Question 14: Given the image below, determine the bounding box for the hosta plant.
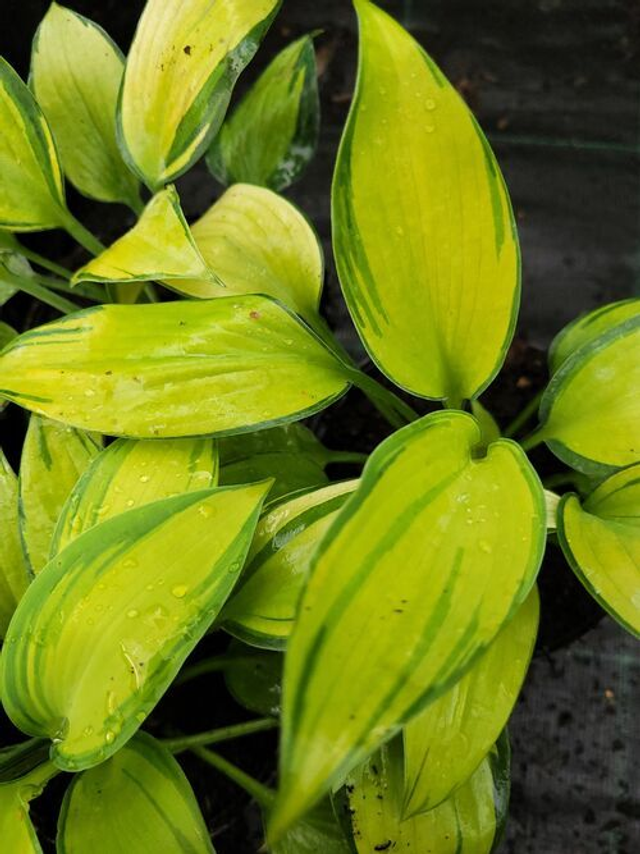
[0,0,638,851]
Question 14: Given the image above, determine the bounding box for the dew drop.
[172,584,188,599]
[105,730,115,745]
[127,609,139,618]
[425,98,436,110]
[139,475,150,483]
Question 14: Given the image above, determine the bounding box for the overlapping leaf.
[30,3,140,208]
[52,436,219,554]
[168,184,324,324]
[536,315,640,476]
[332,0,519,404]
[118,0,282,189]
[1,483,270,770]
[0,761,57,853]
[0,449,29,638]
[557,464,640,637]
[343,732,510,853]
[270,411,545,837]
[549,298,640,373]
[0,57,67,231]
[19,415,101,574]
[402,589,538,816]
[57,732,214,853]
[222,481,358,649]
[208,35,319,191]
[73,187,215,285]
[0,296,351,438]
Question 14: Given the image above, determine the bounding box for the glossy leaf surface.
[0,57,66,231]
[0,296,351,438]
[549,298,640,374]
[52,437,219,554]
[1,483,270,770]
[0,450,29,638]
[118,0,281,189]
[19,415,101,574]
[558,465,640,637]
[208,35,319,191]
[332,0,519,403]
[344,733,510,854]
[169,184,324,323]
[537,316,640,475]
[30,3,140,208]
[402,589,538,816]
[271,411,545,836]
[222,481,357,649]
[57,732,214,853]
[73,187,213,285]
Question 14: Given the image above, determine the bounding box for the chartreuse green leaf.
[549,298,640,374]
[1,482,270,771]
[222,481,358,649]
[0,56,67,231]
[0,296,351,438]
[402,589,538,817]
[57,731,214,853]
[208,35,319,191]
[117,0,282,190]
[471,401,501,446]
[534,315,640,476]
[270,411,545,838]
[19,415,101,575]
[0,760,57,854]
[167,184,324,324]
[557,464,640,637]
[52,437,219,555]
[343,732,510,854]
[332,0,519,405]
[0,450,29,638]
[73,186,216,286]
[30,3,140,209]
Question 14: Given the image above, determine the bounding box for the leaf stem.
[175,654,264,686]
[503,390,544,439]
[60,211,105,256]
[323,451,369,467]
[348,368,419,429]
[14,243,71,279]
[543,472,581,490]
[34,273,104,302]
[2,269,79,314]
[164,718,278,754]
[520,427,547,452]
[192,746,276,809]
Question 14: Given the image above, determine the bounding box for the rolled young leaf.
[0,296,351,438]
[73,186,216,285]
[270,410,545,837]
[117,0,282,190]
[549,298,640,374]
[167,184,324,324]
[30,3,140,209]
[221,481,358,649]
[402,589,538,817]
[19,415,101,575]
[51,437,219,555]
[0,56,67,231]
[534,315,640,476]
[1,483,270,771]
[0,449,30,638]
[57,731,214,853]
[332,0,519,405]
[557,464,640,637]
[343,732,510,853]
[208,35,320,191]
